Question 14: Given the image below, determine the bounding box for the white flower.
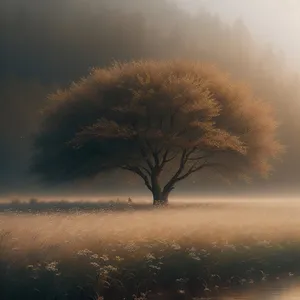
[77,249,93,256]
[90,262,100,268]
[189,252,201,261]
[257,240,270,247]
[224,244,236,251]
[176,278,189,283]
[171,243,181,250]
[100,255,109,261]
[115,256,124,261]
[105,265,118,272]
[145,253,155,260]
[149,264,161,270]
[124,243,140,252]
[45,261,58,272]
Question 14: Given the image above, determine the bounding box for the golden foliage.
[35,60,283,187]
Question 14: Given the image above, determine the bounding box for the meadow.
[1,197,300,299]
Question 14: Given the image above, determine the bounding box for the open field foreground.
[1,199,300,299]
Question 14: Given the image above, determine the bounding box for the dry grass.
[1,198,300,299]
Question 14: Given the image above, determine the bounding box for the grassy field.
[1,198,300,299]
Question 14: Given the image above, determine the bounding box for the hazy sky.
[175,0,300,70]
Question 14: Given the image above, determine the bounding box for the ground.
[1,196,300,299]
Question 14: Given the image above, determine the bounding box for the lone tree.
[32,60,282,205]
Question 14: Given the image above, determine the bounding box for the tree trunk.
[151,172,169,206]
[152,191,169,206]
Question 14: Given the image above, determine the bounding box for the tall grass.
[1,199,300,299]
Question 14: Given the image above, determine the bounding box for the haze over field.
[3,201,300,254]
[2,200,300,299]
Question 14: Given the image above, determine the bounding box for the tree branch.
[176,162,227,182]
[162,147,209,193]
[131,122,154,170]
[163,149,189,193]
[139,142,154,170]
[187,153,212,161]
[140,166,152,177]
[159,148,178,170]
[121,165,152,191]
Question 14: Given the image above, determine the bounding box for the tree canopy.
[32,60,282,204]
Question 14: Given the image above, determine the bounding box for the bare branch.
[186,146,198,156]
[162,147,206,193]
[121,165,152,191]
[159,149,178,169]
[130,121,154,170]
[176,162,206,181]
[139,142,154,170]
[140,166,152,176]
[163,149,188,193]
[144,140,161,167]
[176,162,227,182]
[187,153,212,161]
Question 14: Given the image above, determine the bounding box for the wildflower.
[124,242,140,252]
[224,244,236,251]
[189,252,201,261]
[105,265,118,272]
[149,264,161,270]
[90,262,100,268]
[176,278,189,283]
[99,268,109,276]
[100,255,109,261]
[257,240,270,247]
[115,256,124,261]
[145,253,155,261]
[260,270,268,281]
[77,249,93,256]
[171,243,181,250]
[45,261,59,272]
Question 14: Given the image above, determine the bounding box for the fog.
[1,0,300,197]
[2,199,300,299]
[3,199,300,256]
[176,0,300,70]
